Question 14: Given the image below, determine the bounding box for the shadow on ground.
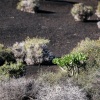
[84,20,100,23]
[46,0,78,4]
[37,9,55,14]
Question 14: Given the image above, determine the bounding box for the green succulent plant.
[53,52,88,76]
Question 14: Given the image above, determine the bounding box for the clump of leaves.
[0,62,25,78]
[53,52,88,76]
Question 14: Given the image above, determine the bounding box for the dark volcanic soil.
[0,0,100,76]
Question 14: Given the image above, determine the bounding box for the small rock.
[97,21,100,29]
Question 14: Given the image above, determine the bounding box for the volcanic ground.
[0,0,100,76]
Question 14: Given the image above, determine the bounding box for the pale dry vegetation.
[0,75,87,100]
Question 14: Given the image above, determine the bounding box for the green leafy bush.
[71,3,93,21]
[0,62,25,78]
[53,52,88,76]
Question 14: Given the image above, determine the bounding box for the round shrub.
[71,3,93,21]
[17,0,40,13]
[12,37,54,65]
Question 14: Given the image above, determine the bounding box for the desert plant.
[95,1,100,18]
[72,38,100,68]
[12,37,54,65]
[0,62,25,78]
[53,52,88,76]
[35,78,87,100]
[0,76,87,100]
[17,0,40,13]
[0,44,15,66]
[0,44,24,78]
[71,3,93,21]
[71,38,100,100]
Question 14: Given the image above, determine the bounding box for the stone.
[97,21,100,29]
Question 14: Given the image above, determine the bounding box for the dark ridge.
[46,0,78,4]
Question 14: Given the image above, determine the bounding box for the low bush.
[17,0,40,13]
[0,62,25,78]
[0,44,15,66]
[71,3,93,21]
[0,43,25,78]
[12,37,54,65]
